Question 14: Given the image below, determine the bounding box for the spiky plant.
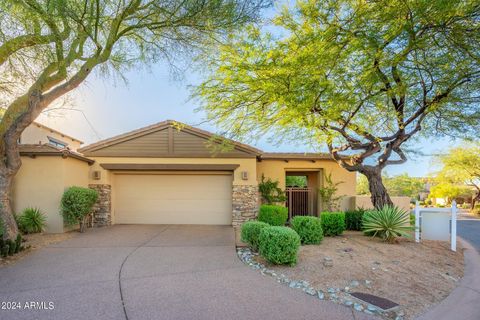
[362,206,414,243]
[18,208,46,234]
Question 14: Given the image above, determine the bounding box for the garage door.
[114,173,233,225]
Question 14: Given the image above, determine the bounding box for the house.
[12,120,357,233]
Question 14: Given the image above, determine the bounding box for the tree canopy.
[0,0,270,240]
[195,0,480,208]
[434,145,480,206]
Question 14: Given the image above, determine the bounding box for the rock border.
[237,247,405,320]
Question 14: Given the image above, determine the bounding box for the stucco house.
[12,120,357,233]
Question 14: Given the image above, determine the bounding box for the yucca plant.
[18,208,47,234]
[362,206,414,243]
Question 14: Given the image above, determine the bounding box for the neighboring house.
[12,120,357,233]
[20,122,83,151]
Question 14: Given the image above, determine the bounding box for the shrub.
[258,205,288,226]
[320,212,345,236]
[61,186,98,232]
[344,209,365,231]
[258,226,300,265]
[258,175,286,204]
[18,208,46,234]
[241,221,269,251]
[291,216,323,244]
[362,206,414,243]
[15,234,23,253]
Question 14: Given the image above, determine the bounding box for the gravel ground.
[253,231,464,319]
[0,232,74,266]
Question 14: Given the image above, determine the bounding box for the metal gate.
[286,187,315,220]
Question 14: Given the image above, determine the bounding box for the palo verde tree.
[196,0,480,209]
[435,145,480,207]
[0,0,270,240]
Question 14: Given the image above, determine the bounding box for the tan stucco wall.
[351,196,411,212]
[88,157,258,186]
[12,156,90,233]
[256,159,356,212]
[21,123,82,150]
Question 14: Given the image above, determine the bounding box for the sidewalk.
[416,239,480,320]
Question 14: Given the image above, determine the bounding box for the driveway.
[0,225,374,320]
[458,220,480,252]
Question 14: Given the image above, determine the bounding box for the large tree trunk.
[0,168,18,240]
[472,190,480,210]
[363,169,393,209]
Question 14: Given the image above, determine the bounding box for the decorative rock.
[344,286,350,292]
[305,287,316,295]
[323,257,334,267]
[350,280,360,287]
[365,280,372,286]
[327,287,336,293]
[317,291,325,300]
[344,300,353,306]
[367,305,378,312]
[354,303,364,311]
[289,281,298,288]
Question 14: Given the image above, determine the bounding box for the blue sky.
[35,3,458,178]
[37,61,454,178]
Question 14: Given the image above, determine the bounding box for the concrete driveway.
[0,225,374,320]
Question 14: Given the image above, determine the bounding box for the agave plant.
[362,206,414,243]
[18,208,47,234]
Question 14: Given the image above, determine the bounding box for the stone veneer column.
[89,184,112,227]
[232,184,259,227]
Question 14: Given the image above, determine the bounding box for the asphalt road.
[458,220,480,252]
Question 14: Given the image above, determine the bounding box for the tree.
[195,0,480,209]
[435,145,480,207]
[429,182,473,205]
[0,0,270,240]
[357,172,424,200]
[318,173,343,212]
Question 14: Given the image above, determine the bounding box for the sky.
[34,4,458,178]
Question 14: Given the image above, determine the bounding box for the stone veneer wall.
[89,184,112,227]
[232,185,259,226]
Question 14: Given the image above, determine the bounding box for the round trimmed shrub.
[258,226,300,266]
[257,205,288,226]
[18,208,46,234]
[320,212,346,236]
[61,186,98,232]
[241,221,269,251]
[291,216,323,244]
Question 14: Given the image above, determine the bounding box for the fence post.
[451,200,457,252]
[415,200,420,243]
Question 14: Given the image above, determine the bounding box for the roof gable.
[78,120,261,158]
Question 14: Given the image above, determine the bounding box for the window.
[48,136,67,149]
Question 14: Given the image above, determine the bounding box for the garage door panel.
[114,174,232,225]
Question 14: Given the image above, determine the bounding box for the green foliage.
[258,175,286,204]
[320,212,346,236]
[257,205,288,226]
[473,204,480,215]
[241,221,270,251]
[18,208,46,234]
[318,173,343,212]
[258,226,300,266]
[410,214,416,226]
[357,174,425,201]
[290,216,323,244]
[286,175,307,187]
[61,187,98,228]
[362,206,414,243]
[15,234,22,253]
[345,209,366,231]
[196,0,480,199]
[429,183,473,204]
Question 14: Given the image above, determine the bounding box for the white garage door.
[114,173,233,225]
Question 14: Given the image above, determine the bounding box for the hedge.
[291,216,323,244]
[345,209,365,231]
[241,221,269,251]
[258,226,300,265]
[320,212,346,236]
[257,205,288,226]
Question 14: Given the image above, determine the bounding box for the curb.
[415,238,480,320]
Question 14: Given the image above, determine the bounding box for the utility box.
[421,212,450,241]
